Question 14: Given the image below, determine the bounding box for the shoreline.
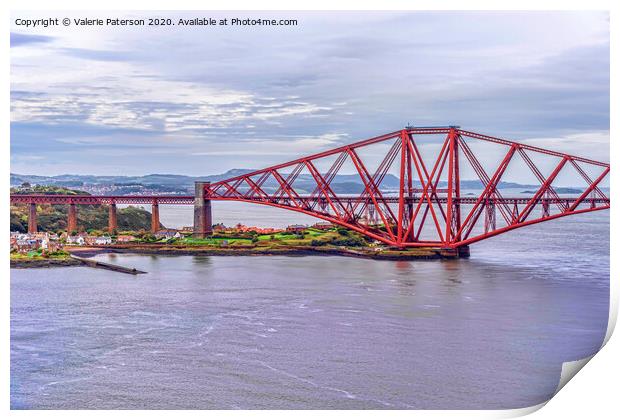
[10,258,83,269]
[11,253,145,274]
[66,244,459,260]
[11,244,466,270]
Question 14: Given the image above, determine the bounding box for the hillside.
[10,171,601,197]
[10,186,159,233]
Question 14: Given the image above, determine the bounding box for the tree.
[336,227,350,236]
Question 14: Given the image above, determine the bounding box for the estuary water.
[10,206,609,409]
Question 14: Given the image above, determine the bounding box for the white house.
[154,229,181,240]
[67,235,85,245]
[94,236,113,245]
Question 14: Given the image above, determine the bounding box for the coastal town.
[10,221,336,255]
[9,216,448,266]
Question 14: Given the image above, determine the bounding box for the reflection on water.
[10,212,609,409]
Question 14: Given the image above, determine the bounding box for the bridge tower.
[151,200,160,233]
[193,181,213,238]
[28,202,37,234]
[67,203,77,233]
[108,202,117,233]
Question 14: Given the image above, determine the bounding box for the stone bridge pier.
[67,203,77,233]
[108,202,117,233]
[193,181,213,238]
[151,200,160,233]
[28,203,37,233]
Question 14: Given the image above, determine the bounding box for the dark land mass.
[521,187,583,194]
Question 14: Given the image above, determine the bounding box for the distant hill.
[10,171,598,195]
[521,187,582,194]
[9,170,251,187]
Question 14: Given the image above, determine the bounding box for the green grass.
[177,227,367,249]
[181,237,253,246]
[11,249,72,260]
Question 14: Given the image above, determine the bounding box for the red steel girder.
[205,127,609,248]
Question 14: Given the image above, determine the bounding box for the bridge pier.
[28,203,37,234]
[457,245,470,258]
[151,201,160,233]
[193,181,213,238]
[67,203,77,234]
[438,245,470,259]
[108,203,117,233]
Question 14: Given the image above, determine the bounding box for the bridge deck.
[9,194,610,206]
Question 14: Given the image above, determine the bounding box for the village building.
[15,240,33,253]
[286,224,307,233]
[154,229,182,240]
[94,236,113,245]
[41,238,61,252]
[180,226,195,234]
[212,223,227,232]
[9,230,65,253]
[66,235,85,246]
[83,236,97,246]
[313,222,334,230]
[228,223,282,235]
[116,235,136,243]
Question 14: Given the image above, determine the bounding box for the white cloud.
[520,131,610,163]
[10,11,609,175]
[191,133,348,156]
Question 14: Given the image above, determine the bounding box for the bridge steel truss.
[205,127,610,249]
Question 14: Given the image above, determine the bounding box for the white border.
[3,1,616,419]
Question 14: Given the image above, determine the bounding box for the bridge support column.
[108,203,117,233]
[438,245,470,259]
[67,203,77,234]
[193,181,213,238]
[28,203,37,234]
[151,201,160,233]
[457,245,470,258]
[542,199,550,218]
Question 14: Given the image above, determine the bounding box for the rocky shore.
[66,244,461,260]
[10,258,83,269]
[10,244,468,271]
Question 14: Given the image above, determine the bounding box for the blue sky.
[10,11,609,177]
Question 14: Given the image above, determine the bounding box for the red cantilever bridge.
[10,127,610,254]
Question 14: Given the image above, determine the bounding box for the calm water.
[11,209,609,409]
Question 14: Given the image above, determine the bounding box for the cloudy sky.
[10,11,609,177]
